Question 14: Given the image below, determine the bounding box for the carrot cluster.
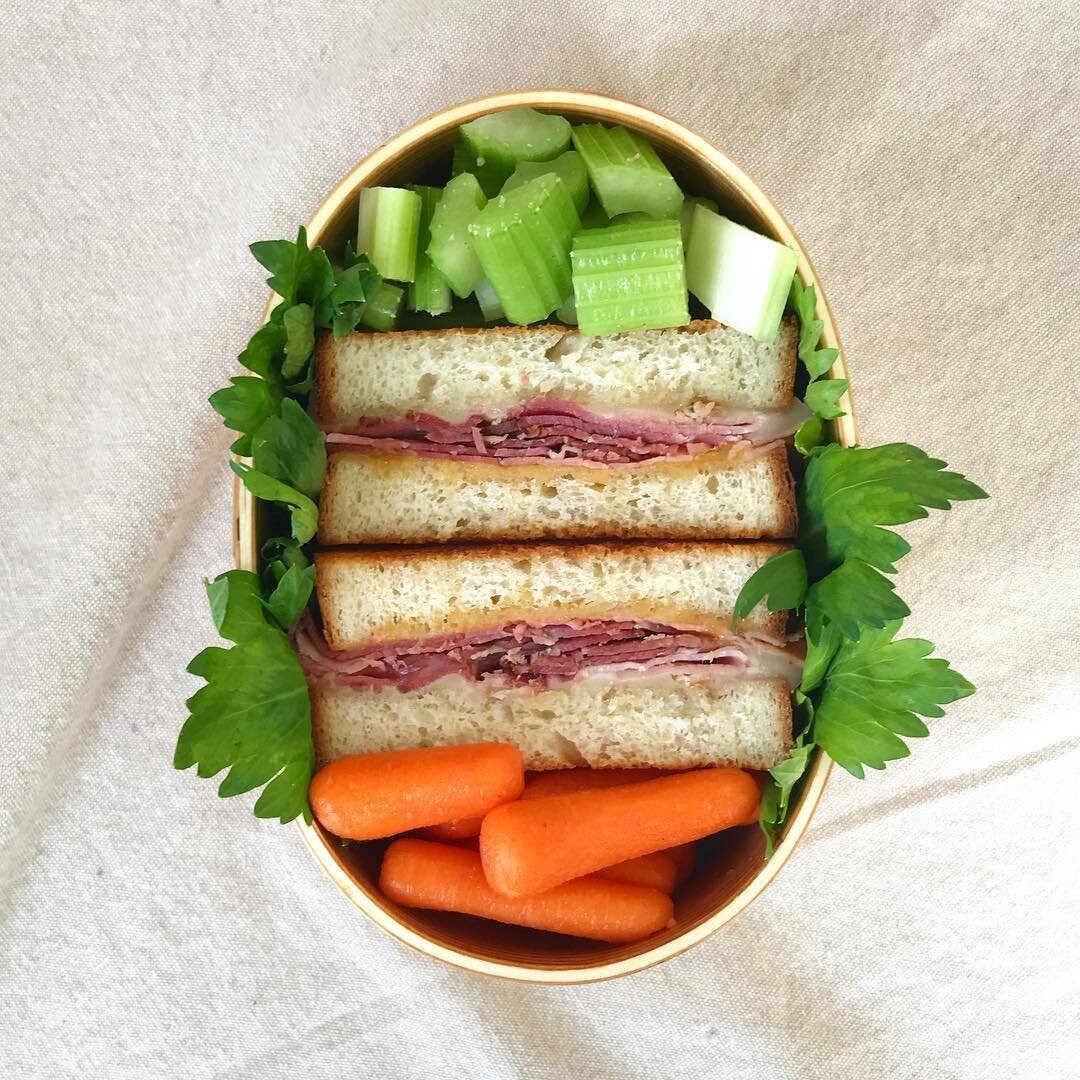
[308,745,760,943]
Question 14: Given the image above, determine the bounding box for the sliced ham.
[295,615,802,693]
[323,396,811,465]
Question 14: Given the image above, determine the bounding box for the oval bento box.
[233,90,856,983]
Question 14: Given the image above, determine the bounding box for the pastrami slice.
[322,395,810,466]
[295,615,802,694]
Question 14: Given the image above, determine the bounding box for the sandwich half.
[314,321,804,544]
[300,541,802,771]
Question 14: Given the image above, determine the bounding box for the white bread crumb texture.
[316,319,797,425]
[316,541,787,649]
[319,448,795,546]
[312,674,792,771]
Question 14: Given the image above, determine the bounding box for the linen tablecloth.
[2,2,1078,1077]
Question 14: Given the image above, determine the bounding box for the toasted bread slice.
[315,540,791,650]
[318,444,796,546]
[311,674,793,771]
[313,318,798,427]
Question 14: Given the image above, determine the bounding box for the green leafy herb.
[327,240,383,337]
[209,377,283,456]
[250,398,327,501]
[250,228,334,313]
[793,415,826,456]
[206,570,273,645]
[178,636,313,823]
[732,550,807,629]
[744,278,986,855]
[260,536,312,599]
[249,238,304,299]
[177,571,314,823]
[759,735,816,858]
[805,559,910,642]
[803,378,849,420]
[758,779,783,859]
[799,619,842,694]
[812,622,976,778]
[262,536,311,574]
[281,303,316,382]
[238,321,288,382]
[236,231,379,402]
[800,442,989,574]
[230,462,318,544]
[265,563,316,631]
[789,277,846,426]
[789,276,839,380]
[180,227,375,824]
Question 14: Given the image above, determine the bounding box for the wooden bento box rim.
[231,89,855,983]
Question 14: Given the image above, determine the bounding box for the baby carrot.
[520,767,666,800]
[522,768,690,887]
[380,839,673,943]
[481,768,759,897]
[309,743,524,841]
[596,850,678,894]
[418,815,484,841]
[455,831,676,891]
[422,771,641,837]
[446,833,680,891]
[414,764,652,835]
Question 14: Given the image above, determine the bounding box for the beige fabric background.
[2,2,1078,1077]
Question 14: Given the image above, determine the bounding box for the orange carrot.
[596,850,678,893]
[481,768,759,897]
[459,831,676,891]
[667,842,697,885]
[380,839,673,943]
[309,743,524,841]
[418,815,484,841]
[522,768,689,888]
[520,767,666,800]
[412,764,657,836]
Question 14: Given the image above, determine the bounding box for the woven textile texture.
[2,2,1078,1077]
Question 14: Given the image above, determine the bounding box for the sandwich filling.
[295,614,802,693]
[322,396,810,465]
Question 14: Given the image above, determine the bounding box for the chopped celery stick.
[685,206,798,342]
[469,173,580,326]
[356,187,421,283]
[571,124,684,220]
[451,139,475,178]
[460,108,572,195]
[502,151,589,213]
[359,282,404,332]
[579,200,612,229]
[555,294,577,325]
[408,185,452,315]
[427,173,487,299]
[474,278,504,321]
[680,195,718,247]
[571,219,689,336]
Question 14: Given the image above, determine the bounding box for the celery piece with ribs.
[459,107,572,195]
[570,219,690,335]
[468,174,581,325]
